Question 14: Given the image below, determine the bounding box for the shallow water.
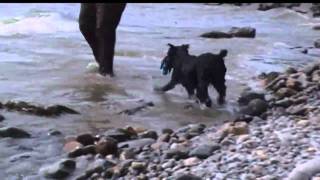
[1,3,320,178]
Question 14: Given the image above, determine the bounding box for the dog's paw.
[199,103,208,110]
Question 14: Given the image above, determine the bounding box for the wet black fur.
[157,43,228,107]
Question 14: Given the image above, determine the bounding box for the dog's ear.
[182,44,190,50]
[167,43,174,48]
[219,49,228,58]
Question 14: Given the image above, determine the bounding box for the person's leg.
[96,3,126,76]
[79,3,99,63]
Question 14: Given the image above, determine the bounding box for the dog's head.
[160,43,189,75]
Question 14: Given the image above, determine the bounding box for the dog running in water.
[154,43,228,109]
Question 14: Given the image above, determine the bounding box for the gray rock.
[240,98,268,116]
[274,98,293,108]
[76,133,96,146]
[103,128,134,142]
[164,149,189,160]
[189,144,220,159]
[0,127,31,138]
[229,27,256,38]
[276,88,297,99]
[95,137,118,156]
[118,138,155,149]
[162,128,174,135]
[68,145,96,158]
[39,159,76,179]
[175,174,202,180]
[139,130,158,140]
[84,159,115,178]
[287,157,320,180]
[238,90,265,106]
[48,129,62,136]
[302,62,320,76]
[200,31,232,39]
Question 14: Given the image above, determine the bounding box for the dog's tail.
[219,49,228,58]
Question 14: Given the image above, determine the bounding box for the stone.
[237,134,250,144]
[189,144,220,159]
[103,128,133,142]
[95,137,118,156]
[130,162,147,172]
[39,159,76,179]
[120,148,136,160]
[228,26,256,38]
[151,142,169,151]
[163,149,189,160]
[286,105,308,116]
[158,133,170,142]
[175,174,202,180]
[45,105,79,116]
[276,88,297,99]
[302,62,320,76]
[183,157,201,166]
[0,127,31,138]
[287,157,320,180]
[64,141,83,153]
[297,120,310,127]
[286,67,298,74]
[254,150,268,160]
[230,122,249,135]
[200,31,232,39]
[286,78,302,91]
[139,130,158,140]
[312,70,320,82]
[162,128,174,135]
[76,133,96,146]
[68,145,96,158]
[259,71,280,85]
[238,90,265,106]
[161,159,175,169]
[84,159,115,178]
[119,138,155,150]
[48,129,62,136]
[240,98,268,116]
[274,98,293,108]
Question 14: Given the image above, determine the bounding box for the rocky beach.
[1,3,320,180]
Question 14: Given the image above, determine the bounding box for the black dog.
[154,43,228,108]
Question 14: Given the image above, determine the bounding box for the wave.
[0,12,78,36]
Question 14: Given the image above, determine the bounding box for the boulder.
[76,133,96,146]
[118,138,155,149]
[275,88,297,99]
[229,27,256,38]
[238,90,265,106]
[138,130,158,140]
[240,98,268,116]
[200,31,232,38]
[189,144,220,159]
[39,159,76,179]
[95,137,118,156]
[0,127,31,138]
[103,128,134,142]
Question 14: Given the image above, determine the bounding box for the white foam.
[0,12,78,36]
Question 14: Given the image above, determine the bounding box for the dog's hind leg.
[212,80,226,105]
[154,80,177,92]
[196,81,212,108]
